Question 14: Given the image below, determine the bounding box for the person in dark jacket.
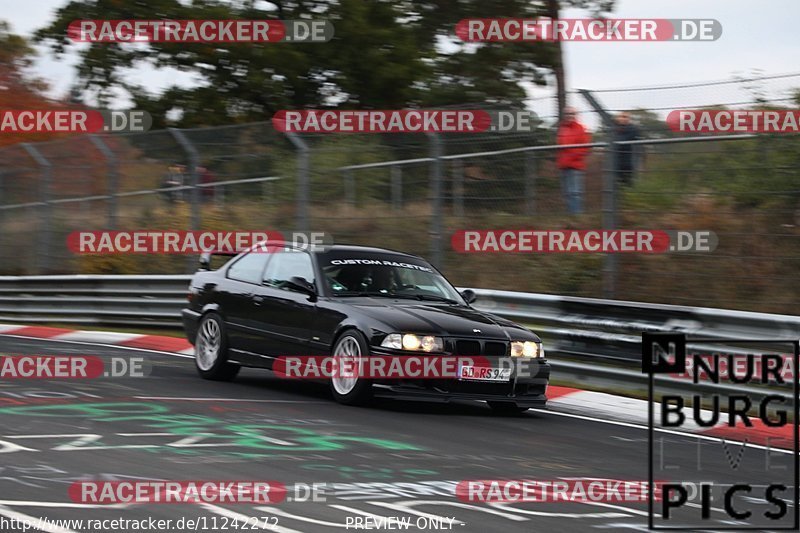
[161,164,186,204]
[556,107,591,215]
[614,112,641,187]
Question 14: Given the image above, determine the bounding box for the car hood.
[344,298,538,340]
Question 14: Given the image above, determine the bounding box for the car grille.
[485,341,508,356]
[453,339,508,357]
[455,340,481,355]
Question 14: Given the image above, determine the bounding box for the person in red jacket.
[556,107,592,215]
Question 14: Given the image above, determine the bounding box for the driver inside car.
[332,265,397,293]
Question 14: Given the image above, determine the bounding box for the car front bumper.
[371,384,548,407]
[369,356,551,407]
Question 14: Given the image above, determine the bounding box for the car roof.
[244,241,427,262]
[317,244,425,260]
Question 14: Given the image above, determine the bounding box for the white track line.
[134,396,326,403]
[530,408,794,455]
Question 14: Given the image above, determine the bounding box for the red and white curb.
[547,385,793,450]
[0,324,793,450]
[0,323,195,355]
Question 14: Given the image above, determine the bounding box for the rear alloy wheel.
[195,313,240,381]
[330,330,373,406]
[488,401,529,415]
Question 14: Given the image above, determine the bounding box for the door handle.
[253,295,265,305]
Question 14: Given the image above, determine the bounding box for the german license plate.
[458,365,511,382]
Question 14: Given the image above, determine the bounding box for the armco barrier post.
[89,135,119,230]
[427,133,443,269]
[286,132,310,232]
[21,143,52,273]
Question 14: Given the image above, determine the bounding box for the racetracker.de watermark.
[0,110,151,134]
[69,481,329,505]
[455,18,721,42]
[272,109,579,133]
[273,110,493,133]
[273,355,546,380]
[451,230,718,253]
[70,481,287,504]
[456,479,662,503]
[67,231,331,254]
[0,355,150,379]
[68,19,333,43]
[667,110,800,134]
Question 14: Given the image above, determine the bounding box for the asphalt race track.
[0,335,795,532]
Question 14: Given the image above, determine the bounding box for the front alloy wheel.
[195,313,240,381]
[330,330,373,405]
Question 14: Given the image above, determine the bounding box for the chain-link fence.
[1,76,799,314]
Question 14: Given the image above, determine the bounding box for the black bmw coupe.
[182,243,550,413]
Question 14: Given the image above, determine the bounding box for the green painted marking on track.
[0,402,423,453]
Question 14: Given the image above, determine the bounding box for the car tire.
[329,330,373,406]
[195,312,240,381]
[487,401,529,415]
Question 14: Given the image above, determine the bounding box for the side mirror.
[287,276,316,296]
[198,252,211,271]
[461,289,477,304]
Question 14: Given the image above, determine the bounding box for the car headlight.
[511,341,543,358]
[381,333,443,352]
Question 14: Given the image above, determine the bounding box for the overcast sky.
[2,0,799,125]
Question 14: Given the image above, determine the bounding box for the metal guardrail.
[0,275,192,328]
[0,275,798,360]
[550,359,791,405]
[470,289,800,365]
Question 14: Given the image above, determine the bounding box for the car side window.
[227,252,269,285]
[262,251,316,292]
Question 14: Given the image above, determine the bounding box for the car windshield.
[319,255,464,304]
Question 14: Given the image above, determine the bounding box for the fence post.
[601,139,618,298]
[89,135,118,229]
[390,165,402,211]
[344,168,355,207]
[286,132,309,232]
[169,128,201,271]
[22,144,53,273]
[216,179,225,208]
[452,158,464,218]
[168,128,201,231]
[524,151,536,215]
[579,89,618,299]
[262,179,273,206]
[427,133,443,268]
